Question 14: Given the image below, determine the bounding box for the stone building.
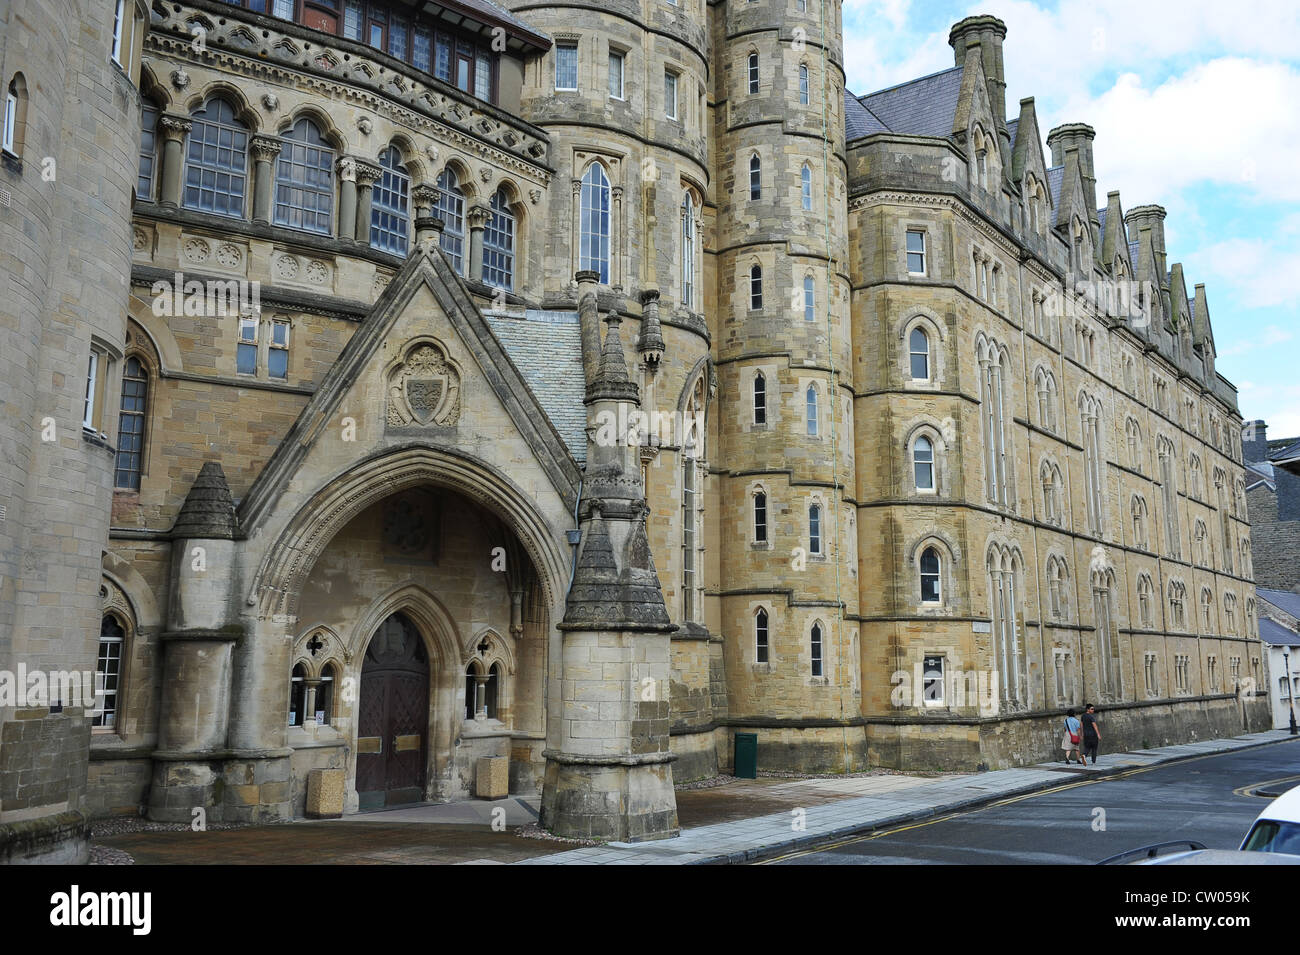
[0,0,1270,860]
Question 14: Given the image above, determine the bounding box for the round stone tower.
[710,0,859,772]
[0,0,144,861]
[506,0,719,778]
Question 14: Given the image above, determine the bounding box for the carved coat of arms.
[387,342,461,427]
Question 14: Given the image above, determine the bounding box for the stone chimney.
[949,15,1008,132]
[1046,123,1098,219]
[1243,420,1269,464]
[1125,204,1167,272]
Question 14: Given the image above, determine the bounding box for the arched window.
[801,163,812,211]
[920,547,941,603]
[753,371,766,425]
[747,53,759,94]
[484,187,516,290]
[1158,437,1180,559]
[1047,556,1068,618]
[370,146,410,254]
[913,435,934,492]
[1224,592,1237,636]
[808,503,822,554]
[753,490,768,542]
[1131,496,1149,550]
[1034,368,1057,431]
[94,615,126,728]
[1126,417,1143,471]
[579,162,610,282]
[805,385,818,435]
[750,263,763,309]
[681,193,695,309]
[1079,393,1104,535]
[988,546,1024,706]
[755,608,769,663]
[803,274,815,321]
[810,621,824,677]
[274,117,334,234]
[288,663,307,727]
[114,357,148,490]
[1194,520,1208,567]
[1041,460,1062,525]
[184,98,249,217]
[909,328,930,380]
[1201,588,1214,632]
[437,167,467,274]
[1137,574,1154,627]
[138,101,158,200]
[799,64,810,105]
[317,663,336,725]
[749,154,761,200]
[979,338,1013,507]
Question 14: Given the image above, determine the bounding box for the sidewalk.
[515,729,1299,865]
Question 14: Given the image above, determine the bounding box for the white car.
[1240,783,1300,856]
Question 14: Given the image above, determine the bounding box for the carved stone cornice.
[143,6,552,186]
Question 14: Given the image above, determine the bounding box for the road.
[767,739,1300,864]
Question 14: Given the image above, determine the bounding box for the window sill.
[82,428,114,452]
[1,150,20,176]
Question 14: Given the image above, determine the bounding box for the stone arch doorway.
[356,611,430,809]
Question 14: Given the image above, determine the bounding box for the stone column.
[467,203,491,283]
[354,160,382,243]
[248,135,282,223]
[575,270,602,388]
[157,113,192,208]
[336,156,358,242]
[611,185,624,290]
[570,178,582,275]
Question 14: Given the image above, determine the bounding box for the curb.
[694,734,1300,865]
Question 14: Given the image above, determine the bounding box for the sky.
[840,0,1300,439]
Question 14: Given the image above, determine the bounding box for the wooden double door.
[356,613,430,809]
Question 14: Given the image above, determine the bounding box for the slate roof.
[1128,239,1140,263]
[844,90,890,140]
[1246,460,1276,490]
[858,66,964,139]
[1046,165,1064,224]
[1097,207,1107,234]
[1272,438,1300,463]
[485,309,586,463]
[1007,118,1019,148]
[1260,616,1300,647]
[1260,589,1300,621]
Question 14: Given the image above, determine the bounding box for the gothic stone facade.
[0,0,1270,858]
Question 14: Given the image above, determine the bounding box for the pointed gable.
[1010,97,1047,189]
[1100,191,1133,275]
[237,235,584,533]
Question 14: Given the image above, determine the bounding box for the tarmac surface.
[90,730,1299,865]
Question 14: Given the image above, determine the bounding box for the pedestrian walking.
[1061,708,1084,764]
[1081,702,1101,765]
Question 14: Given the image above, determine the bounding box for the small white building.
[1258,590,1300,731]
